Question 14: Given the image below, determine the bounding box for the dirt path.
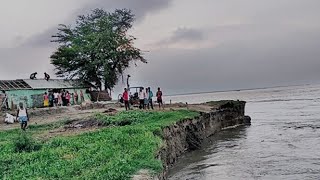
[0,108,112,131]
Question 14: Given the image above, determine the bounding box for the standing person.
[16,103,29,131]
[144,88,149,109]
[66,91,71,106]
[138,88,145,109]
[61,90,66,106]
[43,92,49,107]
[148,87,154,110]
[122,88,130,111]
[74,90,79,105]
[54,91,59,107]
[58,92,62,107]
[71,93,74,105]
[48,92,53,107]
[156,87,163,109]
[80,90,85,103]
[2,91,9,109]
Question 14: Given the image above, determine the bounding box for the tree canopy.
[50,9,146,91]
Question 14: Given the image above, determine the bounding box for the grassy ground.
[0,110,198,180]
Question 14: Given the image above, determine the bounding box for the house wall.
[6,88,91,109]
[6,89,44,109]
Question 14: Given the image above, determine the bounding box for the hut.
[0,79,91,109]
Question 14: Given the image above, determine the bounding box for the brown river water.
[166,84,320,180]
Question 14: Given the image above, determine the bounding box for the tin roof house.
[0,79,91,109]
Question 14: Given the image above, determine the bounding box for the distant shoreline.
[166,83,314,97]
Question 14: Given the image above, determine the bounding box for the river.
[166,84,320,180]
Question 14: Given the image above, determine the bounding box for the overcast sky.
[1,0,320,95]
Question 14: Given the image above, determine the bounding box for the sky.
[1,0,320,95]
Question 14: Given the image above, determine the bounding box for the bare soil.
[0,107,119,131]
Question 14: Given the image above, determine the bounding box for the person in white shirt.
[53,92,59,106]
[16,102,29,131]
[138,88,146,109]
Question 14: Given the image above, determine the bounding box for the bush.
[13,132,42,153]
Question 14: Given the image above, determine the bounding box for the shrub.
[13,132,42,153]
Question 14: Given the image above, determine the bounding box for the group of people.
[122,87,163,111]
[30,72,50,81]
[43,90,85,107]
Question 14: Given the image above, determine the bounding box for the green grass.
[0,110,198,180]
[0,119,70,145]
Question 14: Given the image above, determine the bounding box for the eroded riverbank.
[0,101,250,180]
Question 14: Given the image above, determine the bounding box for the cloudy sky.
[1,0,320,95]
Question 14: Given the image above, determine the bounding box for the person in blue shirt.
[147,87,154,110]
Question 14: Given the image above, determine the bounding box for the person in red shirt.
[122,88,130,110]
[66,91,71,106]
[74,90,79,105]
[156,87,163,109]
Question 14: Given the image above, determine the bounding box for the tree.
[50,9,146,92]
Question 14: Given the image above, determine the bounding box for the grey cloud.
[152,27,207,49]
[21,26,59,48]
[83,0,172,21]
[123,29,320,95]
[24,0,173,48]
[170,27,204,42]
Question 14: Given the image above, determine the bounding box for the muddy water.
[167,84,320,180]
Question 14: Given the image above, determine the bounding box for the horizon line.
[165,83,314,97]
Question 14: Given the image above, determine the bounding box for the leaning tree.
[50,8,146,93]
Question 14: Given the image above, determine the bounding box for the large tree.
[50,9,146,92]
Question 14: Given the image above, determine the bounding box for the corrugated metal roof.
[0,79,32,90]
[0,79,88,91]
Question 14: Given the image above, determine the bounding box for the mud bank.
[153,101,250,180]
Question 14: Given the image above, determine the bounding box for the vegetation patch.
[205,100,244,109]
[0,110,198,180]
[13,132,42,153]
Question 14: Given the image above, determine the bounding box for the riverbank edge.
[136,101,250,180]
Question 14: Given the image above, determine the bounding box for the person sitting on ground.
[44,72,50,81]
[138,87,146,109]
[16,102,29,131]
[30,72,37,79]
[156,87,163,109]
[148,87,154,110]
[122,88,130,111]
